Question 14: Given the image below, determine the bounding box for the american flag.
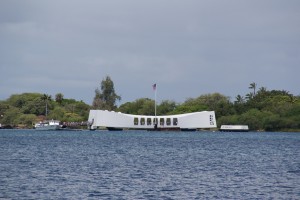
[152,83,156,91]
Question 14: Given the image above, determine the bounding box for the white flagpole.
[154,85,157,117]
[153,83,157,128]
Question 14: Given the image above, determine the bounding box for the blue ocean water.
[0,130,299,199]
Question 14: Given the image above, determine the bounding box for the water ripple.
[0,130,299,199]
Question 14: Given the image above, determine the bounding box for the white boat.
[34,120,61,130]
[219,125,249,132]
[88,110,217,131]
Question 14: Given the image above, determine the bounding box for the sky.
[0,0,299,105]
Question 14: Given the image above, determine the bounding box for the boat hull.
[35,125,61,131]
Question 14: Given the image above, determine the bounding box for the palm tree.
[41,94,52,117]
[235,95,245,104]
[245,92,254,101]
[258,87,267,94]
[249,82,257,96]
[55,93,64,105]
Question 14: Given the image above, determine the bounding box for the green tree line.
[1,77,299,131]
[0,93,90,128]
[116,90,300,131]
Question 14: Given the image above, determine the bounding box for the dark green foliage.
[118,98,154,115]
[157,100,177,115]
[21,97,45,115]
[47,107,66,121]
[239,109,268,131]
[19,114,37,128]
[171,104,207,114]
[170,93,234,117]
[55,93,64,105]
[0,101,10,116]
[1,107,22,126]
[264,113,281,131]
[92,76,121,110]
[118,102,136,114]
[232,85,300,131]
[0,93,91,128]
[234,95,247,114]
[116,87,300,131]
[0,81,299,131]
[8,93,42,108]
[217,115,239,127]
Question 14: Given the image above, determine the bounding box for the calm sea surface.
[0,130,299,199]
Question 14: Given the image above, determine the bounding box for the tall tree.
[249,82,257,96]
[234,95,246,114]
[92,76,121,110]
[55,93,64,105]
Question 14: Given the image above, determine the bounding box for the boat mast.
[45,100,48,119]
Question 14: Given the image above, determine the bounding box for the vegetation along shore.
[0,76,299,132]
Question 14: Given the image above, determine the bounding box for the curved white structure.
[88,110,217,131]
